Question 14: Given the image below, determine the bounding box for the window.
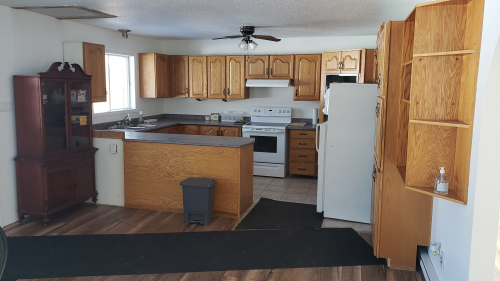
[93,53,135,114]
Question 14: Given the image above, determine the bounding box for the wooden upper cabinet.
[170,55,189,98]
[269,55,294,79]
[220,127,241,137]
[294,54,321,101]
[226,56,248,99]
[139,53,169,98]
[246,55,269,79]
[207,56,226,99]
[188,56,207,98]
[341,50,361,74]
[199,126,219,136]
[323,51,342,74]
[82,42,106,103]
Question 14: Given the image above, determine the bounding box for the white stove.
[242,107,292,178]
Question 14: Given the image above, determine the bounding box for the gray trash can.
[180,177,217,226]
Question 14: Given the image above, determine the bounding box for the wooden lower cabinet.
[15,149,98,224]
[179,125,199,135]
[164,125,180,134]
[199,126,219,136]
[220,127,240,137]
[289,129,317,176]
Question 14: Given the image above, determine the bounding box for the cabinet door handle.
[377,74,381,88]
[186,87,188,94]
[228,89,230,96]
[299,155,307,157]
[271,68,273,75]
[299,133,308,135]
[216,130,219,136]
[372,168,377,182]
[223,88,225,96]
[220,130,224,136]
[374,48,378,60]
[298,168,306,171]
[375,103,380,117]
[295,89,298,97]
[299,143,307,145]
[266,68,268,76]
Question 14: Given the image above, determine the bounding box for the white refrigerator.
[315,83,377,224]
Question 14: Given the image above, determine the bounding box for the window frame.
[92,52,136,116]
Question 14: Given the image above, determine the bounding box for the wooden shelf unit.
[397,0,484,205]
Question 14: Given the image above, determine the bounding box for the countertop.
[286,123,317,130]
[123,132,254,148]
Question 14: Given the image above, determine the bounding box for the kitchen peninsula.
[122,131,254,219]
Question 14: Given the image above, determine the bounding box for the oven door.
[242,128,286,164]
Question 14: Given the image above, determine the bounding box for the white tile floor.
[252,175,371,233]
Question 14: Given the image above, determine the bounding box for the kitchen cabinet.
[294,54,321,101]
[198,125,241,137]
[82,42,106,103]
[322,50,361,75]
[220,126,240,137]
[246,55,269,79]
[170,55,189,98]
[226,56,248,99]
[188,56,207,98]
[179,125,198,135]
[289,130,317,176]
[164,125,180,134]
[139,53,169,98]
[13,62,98,224]
[199,125,219,136]
[322,51,342,74]
[207,56,226,99]
[246,55,294,79]
[270,55,294,79]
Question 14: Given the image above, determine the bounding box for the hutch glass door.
[69,81,91,148]
[42,80,68,154]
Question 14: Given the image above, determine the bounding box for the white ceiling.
[0,0,422,39]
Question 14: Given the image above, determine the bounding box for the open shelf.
[413,50,476,58]
[401,98,410,104]
[405,185,465,205]
[409,119,470,128]
[403,60,413,66]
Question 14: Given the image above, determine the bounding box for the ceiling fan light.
[249,40,258,50]
[238,39,248,50]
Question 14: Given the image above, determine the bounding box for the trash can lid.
[180,177,217,187]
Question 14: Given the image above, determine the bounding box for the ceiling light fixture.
[118,29,131,39]
[248,40,258,50]
[238,38,248,50]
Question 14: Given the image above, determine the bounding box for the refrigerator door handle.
[315,123,321,152]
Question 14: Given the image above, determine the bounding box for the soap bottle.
[139,110,144,124]
[434,167,449,195]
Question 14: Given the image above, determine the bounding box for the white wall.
[428,0,500,280]
[162,36,376,118]
[0,6,164,226]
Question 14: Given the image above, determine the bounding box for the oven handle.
[242,128,286,133]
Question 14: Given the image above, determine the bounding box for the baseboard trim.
[419,246,439,281]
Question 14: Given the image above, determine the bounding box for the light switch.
[110,144,118,154]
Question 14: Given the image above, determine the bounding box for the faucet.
[121,114,132,126]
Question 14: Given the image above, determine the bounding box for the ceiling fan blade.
[251,35,281,42]
[212,35,244,40]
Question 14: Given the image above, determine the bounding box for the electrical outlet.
[440,250,445,270]
[0,101,13,112]
[110,144,117,154]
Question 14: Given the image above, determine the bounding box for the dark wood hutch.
[13,62,98,224]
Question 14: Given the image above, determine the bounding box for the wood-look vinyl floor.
[4,203,424,281]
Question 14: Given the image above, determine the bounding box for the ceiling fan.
[212,26,281,50]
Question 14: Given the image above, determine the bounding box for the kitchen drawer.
[289,162,317,176]
[289,149,316,162]
[46,150,94,171]
[290,129,316,139]
[290,138,315,149]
